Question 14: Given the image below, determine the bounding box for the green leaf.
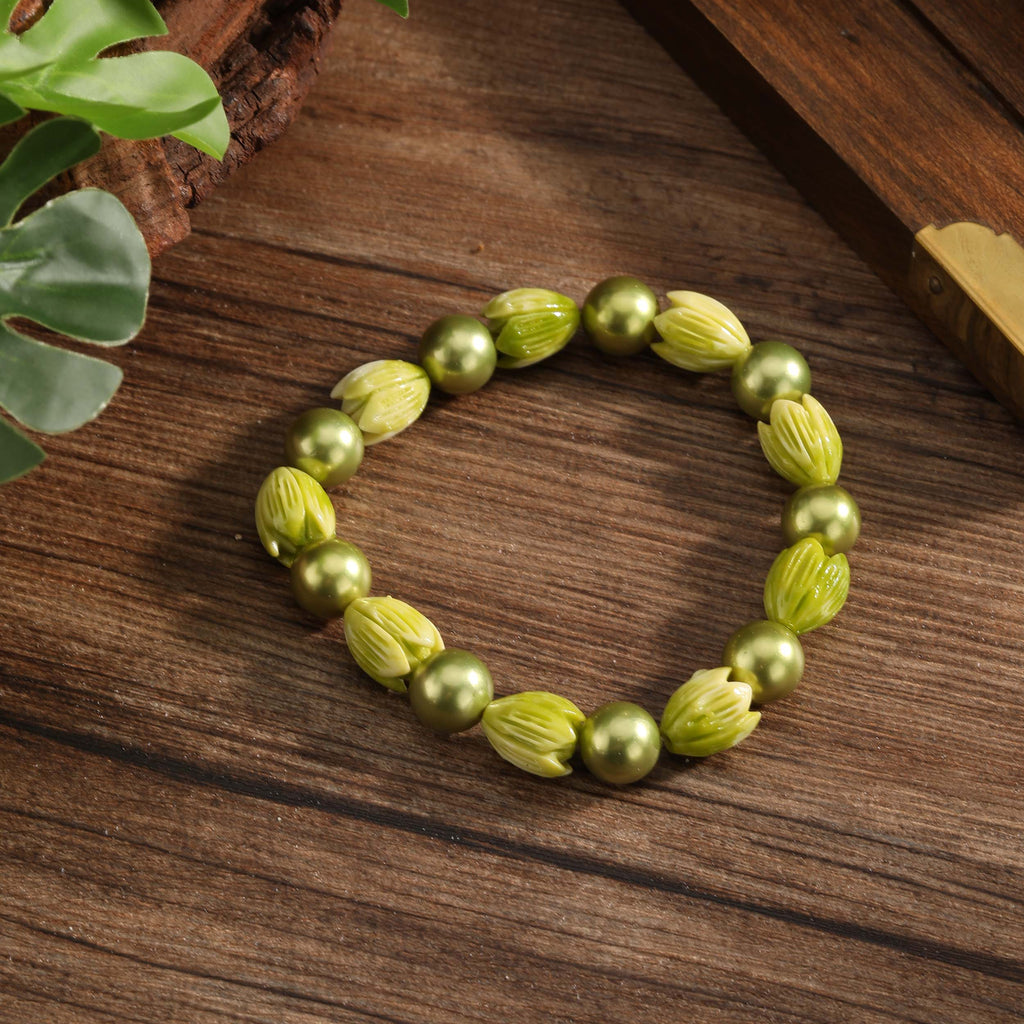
[0,1,20,28]
[0,188,150,344]
[0,414,44,483]
[0,92,23,125]
[376,0,410,15]
[0,116,100,225]
[17,0,166,64]
[0,322,123,433]
[0,0,228,157]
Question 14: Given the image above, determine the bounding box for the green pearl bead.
[731,341,811,420]
[722,620,804,704]
[408,649,494,733]
[418,315,497,395]
[285,408,364,488]
[782,484,861,555]
[290,538,371,619]
[579,701,661,785]
[582,276,659,356]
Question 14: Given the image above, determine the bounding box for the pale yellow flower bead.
[763,537,850,634]
[660,667,760,757]
[255,466,336,567]
[651,291,751,372]
[757,393,843,486]
[482,288,579,368]
[481,691,586,778]
[330,360,430,445]
[343,596,444,692]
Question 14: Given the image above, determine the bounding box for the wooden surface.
[623,0,1024,418]
[2,1,1023,1021]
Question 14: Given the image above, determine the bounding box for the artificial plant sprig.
[0,0,228,157]
[0,116,150,483]
[375,0,410,16]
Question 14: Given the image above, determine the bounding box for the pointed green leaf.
[17,0,167,64]
[9,51,228,156]
[376,0,409,16]
[0,322,123,433]
[0,414,44,483]
[0,92,24,125]
[0,117,101,226]
[0,189,150,344]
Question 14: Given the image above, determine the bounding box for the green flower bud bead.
[763,537,849,634]
[582,275,659,356]
[758,394,842,487]
[652,291,751,372]
[343,595,444,692]
[255,466,336,567]
[481,691,586,778]
[330,360,431,444]
[579,701,661,785]
[418,314,497,395]
[782,483,861,555]
[660,667,760,758]
[409,649,494,733]
[731,341,811,420]
[284,407,364,487]
[481,288,579,368]
[290,538,371,620]
[722,619,804,704]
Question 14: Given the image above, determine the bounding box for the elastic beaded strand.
[255,276,860,786]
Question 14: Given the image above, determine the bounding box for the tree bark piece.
[8,0,344,255]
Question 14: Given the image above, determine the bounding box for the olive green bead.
[722,620,805,704]
[418,315,497,395]
[582,276,659,356]
[579,701,661,785]
[285,408,364,487]
[782,484,861,555]
[290,538,371,619]
[731,341,811,420]
[408,649,494,733]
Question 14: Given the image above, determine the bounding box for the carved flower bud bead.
[481,691,586,778]
[651,291,751,372]
[343,596,444,692]
[330,360,430,445]
[255,466,336,567]
[757,393,843,487]
[763,537,850,634]
[660,667,761,758]
[481,287,580,368]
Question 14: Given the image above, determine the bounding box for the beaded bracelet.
[254,276,860,786]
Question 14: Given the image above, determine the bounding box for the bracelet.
[254,276,860,786]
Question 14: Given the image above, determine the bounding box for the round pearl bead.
[409,649,494,733]
[290,538,371,619]
[579,701,661,784]
[285,408,364,487]
[582,276,659,356]
[418,315,497,395]
[782,484,861,555]
[722,619,805,703]
[731,341,811,420]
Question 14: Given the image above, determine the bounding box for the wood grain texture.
[1,1,1023,1022]
[622,0,1024,418]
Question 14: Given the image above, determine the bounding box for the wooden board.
[1,1,1023,1021]
[622,0,1024,418]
